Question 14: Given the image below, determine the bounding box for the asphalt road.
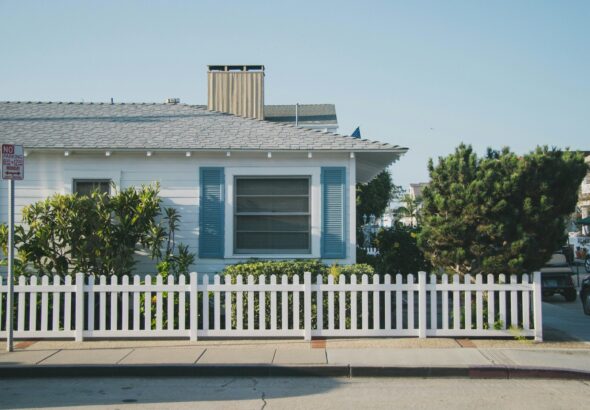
[543,291,590,343]
[2,377,589,409]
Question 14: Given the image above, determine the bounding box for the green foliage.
[0,184,195,277]
[220,260,374,329]
[373,224,432,275]
[356,170,402,226]
[394,193,423,227]
[419,144,587,275]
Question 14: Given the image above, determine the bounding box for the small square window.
[73,179,111,196]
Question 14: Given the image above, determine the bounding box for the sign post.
[2,144,24,352]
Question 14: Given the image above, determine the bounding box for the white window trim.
[63,169,121,195]
[224,167,321,259]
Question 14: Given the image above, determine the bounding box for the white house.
[1,66,407,273]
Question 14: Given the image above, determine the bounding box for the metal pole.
[6,179,14,351]
[295,103,299,127]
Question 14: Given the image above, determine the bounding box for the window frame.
[233,175,312,255]
[72,178,112,196]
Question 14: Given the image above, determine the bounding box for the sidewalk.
[1,338,589,380]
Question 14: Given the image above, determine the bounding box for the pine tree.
[418,144,587,275]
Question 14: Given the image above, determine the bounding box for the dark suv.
[541,253,577,302]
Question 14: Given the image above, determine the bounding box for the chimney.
[207,65,265,120]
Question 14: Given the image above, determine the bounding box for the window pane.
[236,215,309,232]
[236,232,309,253]
[74,180,110,196]
[236,196,309,213]
[237,178,308,195]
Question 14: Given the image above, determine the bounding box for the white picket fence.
[0,272,543,341]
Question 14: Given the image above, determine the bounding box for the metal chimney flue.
[207,65,265,120]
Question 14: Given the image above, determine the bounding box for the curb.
[1,365,589,380]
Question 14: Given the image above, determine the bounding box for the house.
[0,65,407,273]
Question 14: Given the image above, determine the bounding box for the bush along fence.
[0,272,543,341]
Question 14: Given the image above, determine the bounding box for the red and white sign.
[2,144,25,180]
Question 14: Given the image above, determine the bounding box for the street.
[1,377,589,409]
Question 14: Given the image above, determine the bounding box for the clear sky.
[1,0,588,188]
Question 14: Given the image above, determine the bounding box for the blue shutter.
[199,167,225,258]
[321,167,347,259]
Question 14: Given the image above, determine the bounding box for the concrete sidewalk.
[1,338,589,380]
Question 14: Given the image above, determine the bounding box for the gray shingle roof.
[264,104,337,125]
[0,101,405,153]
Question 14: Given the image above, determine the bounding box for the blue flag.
[351,127,361,138]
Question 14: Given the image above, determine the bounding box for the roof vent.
[165,98,180,104]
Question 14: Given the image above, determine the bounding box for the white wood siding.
[0,151,355,274]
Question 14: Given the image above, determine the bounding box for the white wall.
[0,151,356,274]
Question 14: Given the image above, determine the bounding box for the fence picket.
[236,275,243,331]
[361,274,369,330]
[384,274,392,330]
[224,275,232,330]
[510,275,518,328]
[339,275,346,330]
[373,275,380,330]
[442,274,448,330]
[270,275,277,331]
[156,275,163,331]
[99,275,107,331]
[64,275,72,332]
[214,275,221,331]
[522,274,530,329]
[111,276,118,331]
[167,275,174,331]
[453,275,460,330]
[52,275,60,332]
[350,274,357,330]
[122,276,129,331]
[316,275,323,331]
[179,275,186,331]
[464,274,472,331]
[133,275,140,331]
[498,274,506,329]
[395,274,402,330]
[328,275,335,330]
[281,275,288,330]
[248,275,255,330]
[430,274,437,330]
[476,274,483,330]
[17,276,25,331]
[29,276,38,331]
[202,274,210,331]
[293,275,300,330]
[41,276,49,331]
[87,276,95,332]
[258,275,266,330]
[487,274,495,330]
[407,274,414,331]
[144,275,152,331]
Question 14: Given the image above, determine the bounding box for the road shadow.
[0,375,344,409]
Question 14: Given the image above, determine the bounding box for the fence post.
[532,271,543,342]
[190,272,198,341]
[418,271,427,338]
[75,272,84,342]
[304,272,312,341]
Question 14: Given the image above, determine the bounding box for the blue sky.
[1,0,588,188]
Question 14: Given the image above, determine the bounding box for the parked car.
[541,253,577,302]
[580,276,590,315]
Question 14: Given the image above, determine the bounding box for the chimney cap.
[208,65,265,72]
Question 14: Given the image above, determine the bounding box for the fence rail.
[0,271,543,341]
